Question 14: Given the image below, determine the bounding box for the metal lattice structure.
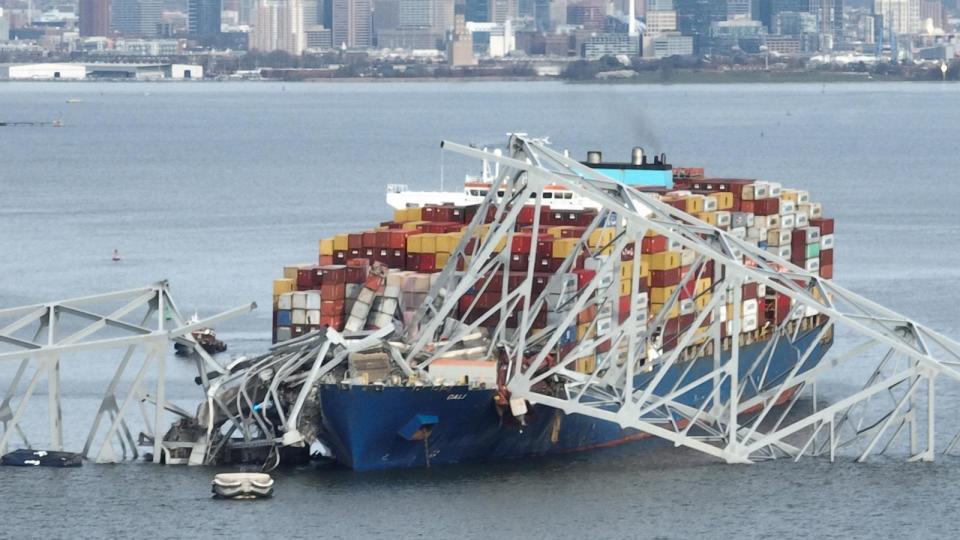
[393,134,960,463]
[0,282,253,463]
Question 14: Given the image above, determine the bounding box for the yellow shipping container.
[319,238,335,256]
[620,260,634,280]
[650,286,678,304]
[650,251,681,271]
[273,278,295,295]
[333,234,349,251]
[436,252,450,268]
[696,278,712,294]
[552,237,578,259]
[575,355,596,374]
[547,226,568,239]
[402,220,427,231]
[588,227,615,248]
[651,302,680,319]
[577,323,595,340]
[407,234,423,253]
[780,189,798,202]
[619,278,632,296]
[420,234,437,253]
[494,235,507,253]
[684,196,704,214]
[283,265,308,280]
[707,192,734,210]
[697,212,717,226]
[695,293,713,311]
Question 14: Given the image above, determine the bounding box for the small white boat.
[211,472,274,499]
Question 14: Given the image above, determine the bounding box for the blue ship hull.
[319,325,831,471]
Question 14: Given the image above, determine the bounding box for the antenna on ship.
[440,144,445,192]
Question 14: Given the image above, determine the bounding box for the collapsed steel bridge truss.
[398,134,960,463]
[0,282,253,463]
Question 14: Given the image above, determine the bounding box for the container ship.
[266,138,835,471]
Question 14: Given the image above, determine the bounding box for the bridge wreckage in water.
[4,135,960,470]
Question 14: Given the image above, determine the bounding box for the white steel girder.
[401,134,960,463]
[0,281,253,463]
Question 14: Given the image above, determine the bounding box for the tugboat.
[174,312,227,356]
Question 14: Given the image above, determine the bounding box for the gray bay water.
[1,81,960,538]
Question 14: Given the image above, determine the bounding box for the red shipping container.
[321,282,345,300]
[510,233,534,254]
[742,282,758,300]
[650,268,681,287]
[321,300,344,316]
[577,210,599,227]
[297,266,316,289]
[348,233,364,250]
[318,265,346,285]
[319,255,335,266]
[820,264,834,279]
[642,235,669,254]
[740,200,754,214]
[320,315,343,329]
[754,198,780,216]
[535,236,554,257]
[375,231,391,248]
[387,230,411,249]
[578,305,597,324]
[510,253,532,272]
[621,243,635,262]
[810,217,834,236]
[416,253,436,273]
[348,248,362,259]
[333,250,347,264]
[574,269,596,289]
[345,266,367,284]
[820,249,834,266]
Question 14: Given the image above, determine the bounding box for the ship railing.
[386,183,409,194]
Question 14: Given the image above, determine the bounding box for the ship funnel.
[631,147,644,166]
[586,151,602,164]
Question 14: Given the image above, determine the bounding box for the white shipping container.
[306,310,321,325]
[680,298,694,315]
[804,306,820,317]
[292,309,307,325]
[804,227,821,244]
[780,214,796,229]
[680,249,695,267]
[767,182,782,197]
[344,314,366,332]
[805,258,820,272]
[820,234,834,250]
[276,327,292,342]
[345,284,363,299]
[743,313,758,332]
[779,200,796,214]
[305,291,322,310]
[730,226,747,240]
[668,238,682,251]
[358,288,376,304]
[716,211,731,228]
[767,245,791,259]
[292,292,308,310]
[384,285,401,299]
[743,298,758,316]
[277,293,293,310]
[596,317,612,335]
[795,213,809,228]
[766,229,791,247]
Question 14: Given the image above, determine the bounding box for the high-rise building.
[566,0,605,30]
[488,0,516,23]
[399,0,453,33]
[873,0,918,35]
[465,0,489,21]
[80,0,111,36]
[111,0,163,36]
[674,0,725,52]
[189,0,223,41]
[250,0,306,53]
[332,0,372,47]
[448,0,477,64]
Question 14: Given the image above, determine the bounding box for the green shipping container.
[806,243,821,259]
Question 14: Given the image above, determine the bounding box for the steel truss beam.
[400,134,960,463]
[0,282,253,463]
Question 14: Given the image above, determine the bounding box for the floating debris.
[212,472,274,499]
